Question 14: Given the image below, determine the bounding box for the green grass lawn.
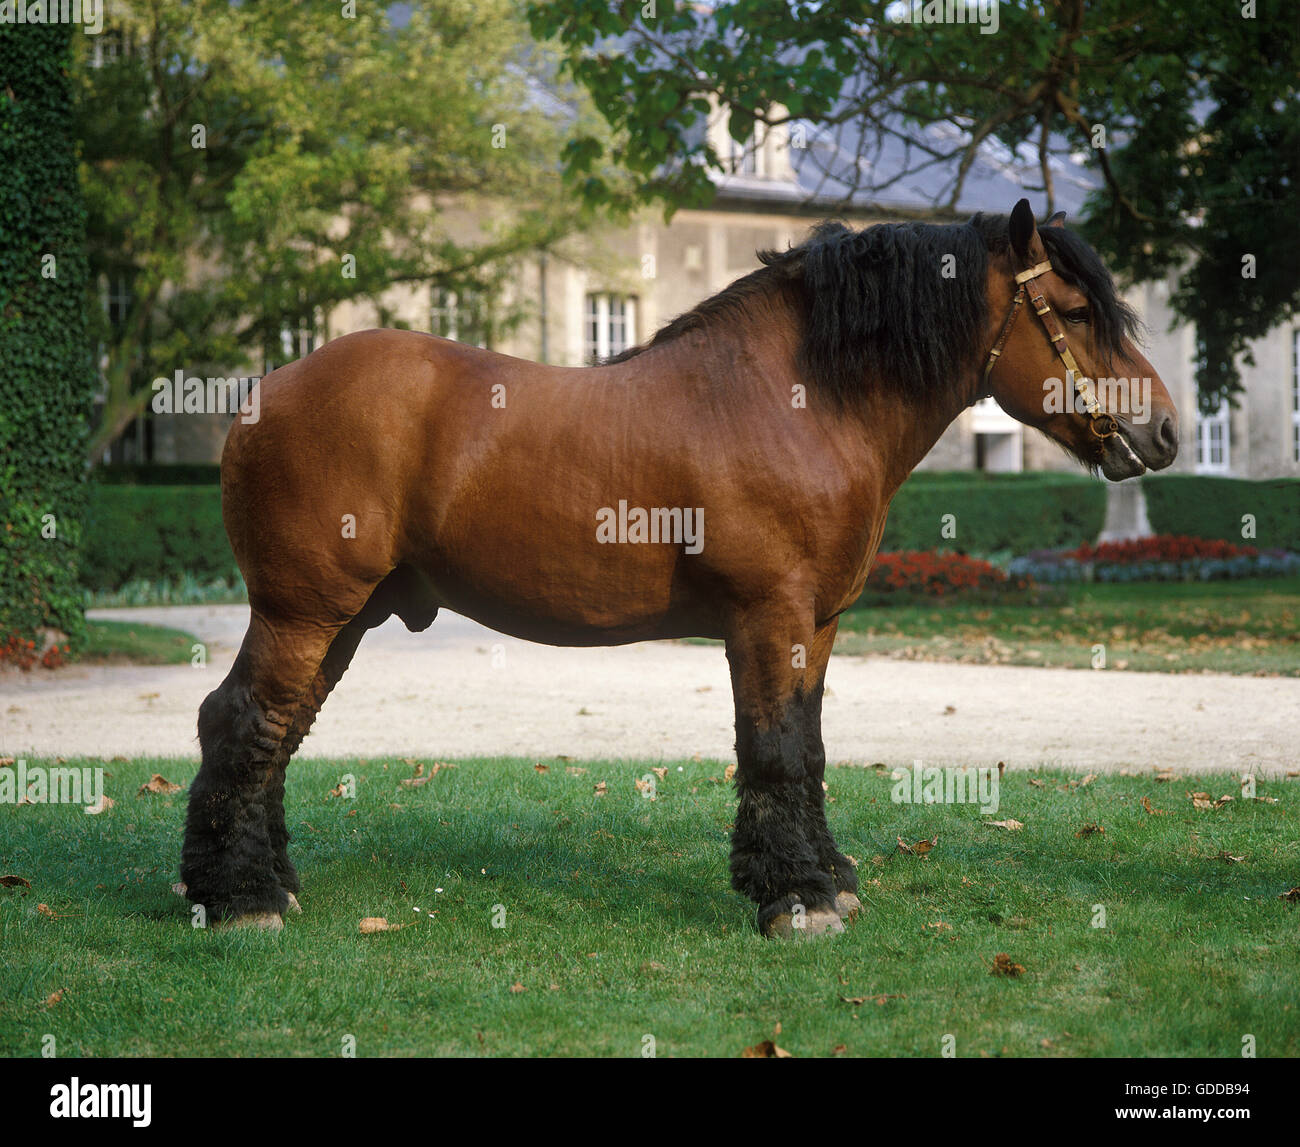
[2,756,1297,1058]
[833,578,1300,675]
[79,620,200,666]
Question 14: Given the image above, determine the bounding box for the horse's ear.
[1046,211,1067,228]
[1008,199,1037,262]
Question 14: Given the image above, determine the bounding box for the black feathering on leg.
[180,672,290,922]
[728,689,839,932]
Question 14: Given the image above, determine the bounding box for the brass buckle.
[1090,414,1119,439]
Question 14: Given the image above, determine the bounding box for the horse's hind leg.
[182,610,342,928]
[264,618,369,907]
[725,609,846,938]
[262,565,440,909]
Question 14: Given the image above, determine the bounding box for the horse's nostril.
[1157,414,1178,455]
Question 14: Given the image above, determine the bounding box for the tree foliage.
[79,0,599,459]
[530,0,1299,409]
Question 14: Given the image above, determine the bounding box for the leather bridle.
[983,259,1119,440]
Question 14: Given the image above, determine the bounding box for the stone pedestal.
[1097,480,1154,543]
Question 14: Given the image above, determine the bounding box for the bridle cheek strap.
[983,258,1118,440]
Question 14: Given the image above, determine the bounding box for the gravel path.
[1,605,1295,776]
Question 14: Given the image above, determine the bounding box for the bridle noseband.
[983,259,1119,440]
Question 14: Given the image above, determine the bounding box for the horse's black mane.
[608,214,1140,405]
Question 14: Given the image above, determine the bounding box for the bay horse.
[181,199,1178,936]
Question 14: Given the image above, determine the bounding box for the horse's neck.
[840,373,981,499]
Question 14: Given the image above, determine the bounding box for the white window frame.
[431,286,487,347]
[1195,398,1231,474]
[584,292,637,363]
[1292,329,1300,464]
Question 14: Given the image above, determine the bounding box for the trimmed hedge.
[94,463,222,486]
[0,24,95,648]
[881,471,1104,554]
[1142,474,1300,553]
[83,485,235,591]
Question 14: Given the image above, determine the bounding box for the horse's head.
[983,199,1178,480]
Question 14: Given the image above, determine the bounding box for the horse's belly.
[410,545,720,647]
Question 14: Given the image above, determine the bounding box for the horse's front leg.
[725,609,848,938]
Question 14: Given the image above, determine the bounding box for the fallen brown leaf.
[1075,823,1105,837]
[138,774,182,796]
[1140,796,1167,816]
[990,953,1026,978]
[593,781,607,796]
[0,875,31,889]
[84,794,114,815]
[984,819,1023,831]
[358,917,405,933]
[897,835,937,856]
[1279,888,1300,902]
[723,763,737,782]
[510,982,527,994]
[45,989,64,1007]
[400,762,455,787]
[741,1039,793,1059]
[533,762,549,774]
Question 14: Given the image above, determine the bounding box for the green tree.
[531,0,1299,410]
[0,21,95,654]
[80,0,600,460]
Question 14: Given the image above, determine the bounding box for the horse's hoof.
[217,912,284,932]
[835,891,862,922]
[286,893,302,913]
[764,906,845,939]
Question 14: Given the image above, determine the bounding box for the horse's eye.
[1065,308,1090,325]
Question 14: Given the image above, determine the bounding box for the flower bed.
[865,551,1032,598]
[1009,534,1300,584]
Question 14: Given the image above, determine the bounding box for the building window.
[280,320,315,361]
[729,134,758,175]
[91,28,132,68]
[1292,329,1299,464]
[584,293,636,363]
[101,273,132,327]
[1195,399,1231,473]
[431,286,487,347]
[264,314,317,373]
